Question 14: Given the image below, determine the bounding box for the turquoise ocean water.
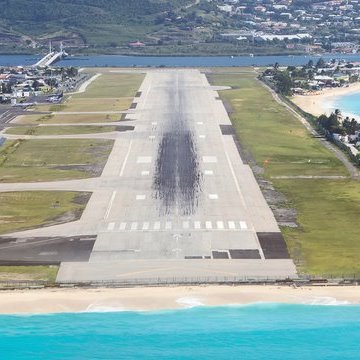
[0,303,359,359]
[333,92,360,118]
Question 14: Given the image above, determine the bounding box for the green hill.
[0,0,303,56]
[0,0,197,52]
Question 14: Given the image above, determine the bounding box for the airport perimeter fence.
[0,275,359,290]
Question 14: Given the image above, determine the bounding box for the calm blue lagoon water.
[1,54,360,68]
[333,92,360,118]
[0,303,359,359]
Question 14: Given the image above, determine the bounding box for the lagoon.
[1,54,360,68]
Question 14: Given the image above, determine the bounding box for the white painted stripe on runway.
[203,156,217,163]
[205,221,212,230]
[197,121,204,125]
[119,222,127,231]
[131,222,138,231]
[194,221,201,229]
[136,195,146,200]
[209,194,219,200]
[216,221,224,230]
[165,221,172,230]
[119,140,133,177]
[151,122,157,126]
[154,221,161,230]
[204,170,214,176]
[103,191,117,220]
[182,221,190,230]
[137,156,152,164]
[228,221,236,230]
[240,221,248,230]
[149,135,155,140]
[142,222,150,230]
[141,170,150,176]
[224,150,247,208]
[199,135,206,139]
[107,222,115,231]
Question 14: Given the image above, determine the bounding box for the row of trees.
[317,110,360,136]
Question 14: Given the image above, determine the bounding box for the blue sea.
[1,53,360,67]
[0,303,359,359]
[333,92,360,118]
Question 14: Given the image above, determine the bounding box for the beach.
[291,82,360,117]
[0,285,359,314]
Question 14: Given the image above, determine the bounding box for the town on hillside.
[217,0,360,54]
[1,0,359,55]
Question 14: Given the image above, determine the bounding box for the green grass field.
[0,191,90,234]
[17,113,120,125]
[208,72,360,277]
[75,73,145,99]
[0,266,58,282]
[33,73,145,113]
[5,125,117,136]
[207,73,347,178]
[0,139,113,182]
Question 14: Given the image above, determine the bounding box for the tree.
[316,58,325,69]
[274,71,293,96]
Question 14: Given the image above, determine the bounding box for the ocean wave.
[303,297,352,306]
[84,303,127,313]
[176,297,204,308]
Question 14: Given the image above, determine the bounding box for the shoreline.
[291,82,360,118]
[0,285,359,315]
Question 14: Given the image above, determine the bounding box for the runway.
[57,69,296,281]
[1,69,297,281]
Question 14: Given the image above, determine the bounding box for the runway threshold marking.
[104,191,117,220]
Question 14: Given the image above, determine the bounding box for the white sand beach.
[0,285,359,314]
[291,82,360,117]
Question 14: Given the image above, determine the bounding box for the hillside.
[0,0,305,56]
[0,0,197,53]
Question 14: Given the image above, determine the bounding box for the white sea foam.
[303,297,351,306]
[85,303,127,313]
[176,297,204,308]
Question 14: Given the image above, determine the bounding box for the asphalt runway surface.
[0,69,297,281]
[56,69,297,281]
[0,236,95,265]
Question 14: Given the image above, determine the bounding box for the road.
[1,69,297,282]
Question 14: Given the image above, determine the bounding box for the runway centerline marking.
[141,170,150,176]
[137,156,152,164]
[203,156,217,163]
[119,140,133,177]
[136,195,146,200]
[103,191,117,220]
[209,194,219,200]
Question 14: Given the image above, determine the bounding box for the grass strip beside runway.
[0,266,58,282]
[16,113,120,125]
[0,191,91,235]
[208,72,360,277]
[5,125,117,136]
[0,139,113,182]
